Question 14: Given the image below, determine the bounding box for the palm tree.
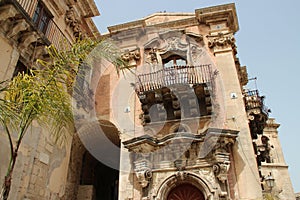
[0,37,126,200]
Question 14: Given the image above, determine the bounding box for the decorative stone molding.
[154,172,217,200]
[199,168,216,185]
[121,48,141,67]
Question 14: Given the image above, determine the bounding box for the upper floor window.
[32,2,52,34]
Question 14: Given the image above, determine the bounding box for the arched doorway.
[167,183,205,200]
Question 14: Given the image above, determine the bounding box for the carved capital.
[207,32,236,53]
[121,48,140,67]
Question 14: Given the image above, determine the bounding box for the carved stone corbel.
[212,137,233,183]
[134,159,152,188]
[7,19,29,38]
[19,31,39,50]
[33,45,48,61]
[213,161,230,183]
[121,48,141,67]
[0,4,18,22]
[135,168,152,188]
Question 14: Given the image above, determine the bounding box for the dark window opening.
[32,1,52,34]
[80,151,119,200]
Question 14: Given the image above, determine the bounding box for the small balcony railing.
[135,64,214,95]
[244,90,269,116]
[6,0,71,49]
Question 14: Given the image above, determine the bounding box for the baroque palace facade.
[0,1,296,200]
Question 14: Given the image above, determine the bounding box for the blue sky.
[93,0,300,192]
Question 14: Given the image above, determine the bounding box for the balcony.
[244,90,269,116]
[135,65,215,125]
[135,64,214,95]
[244,89,270,139]
[0,0,70,50]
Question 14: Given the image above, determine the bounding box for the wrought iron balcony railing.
[135,64,214,95]
[3,0,71,49]
[244,89,269,116]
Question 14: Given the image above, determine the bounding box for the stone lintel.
[195,3,239,33]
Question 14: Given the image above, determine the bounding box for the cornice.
[108,13,197,34]
[195,3,239,33]
[108,19,145,34]
[77,0,100,18]
[265,118,280,129]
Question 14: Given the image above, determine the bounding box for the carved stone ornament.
[212,137,233,183]
[175,171,188,181]
[207,32,236,50]
[135,168,152,188]
[134,159,152,188]
[65,6,82,38]
[162,36,189,53]
[145,48,158,65]
[121,48,141,67]
[213,162,230,183]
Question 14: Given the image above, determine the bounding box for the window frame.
[32,1,53,35]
